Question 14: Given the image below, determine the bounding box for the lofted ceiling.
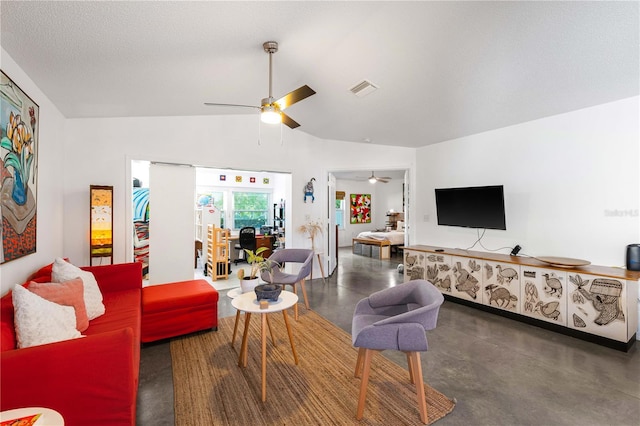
[1,1,637,148]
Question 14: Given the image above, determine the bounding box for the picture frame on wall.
[350,193,371,224]
[0,70,39,264]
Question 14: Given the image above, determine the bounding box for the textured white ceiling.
[1,1,637,148]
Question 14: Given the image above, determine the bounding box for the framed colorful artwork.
[350,193,371,224]
[0,70,39,264]
[90,185,113,266]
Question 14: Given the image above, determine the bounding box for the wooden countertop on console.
[402,245,640,281]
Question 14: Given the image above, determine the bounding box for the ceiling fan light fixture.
[368,176,377,184]
[261,104,282,124]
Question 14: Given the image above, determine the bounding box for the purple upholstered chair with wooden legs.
[261,249,314,320]
[352,279,444,424]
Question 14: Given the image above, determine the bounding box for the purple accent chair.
[352,279,444,424]
[261,249,314,320]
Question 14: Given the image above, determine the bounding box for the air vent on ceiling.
[349,79,379,97]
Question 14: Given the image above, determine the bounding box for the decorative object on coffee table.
[255,284,282,302]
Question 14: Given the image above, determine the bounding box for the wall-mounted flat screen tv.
[435,185,506,230]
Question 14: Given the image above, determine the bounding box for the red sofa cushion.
[141,279,218,343]
[143,279,217,313]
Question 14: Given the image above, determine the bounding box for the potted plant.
[298,219,323,251]
[237,247,277,293]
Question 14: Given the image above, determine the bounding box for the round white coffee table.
[227,287,276,349]
[231,290,299,402]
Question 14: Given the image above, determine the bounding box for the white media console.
[403,245,639,351]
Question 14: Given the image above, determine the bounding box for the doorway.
[327,168,409,275]
[128,159,292,289]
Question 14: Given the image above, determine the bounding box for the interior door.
[148,162,195,285]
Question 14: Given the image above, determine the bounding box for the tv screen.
[435,185,506,230]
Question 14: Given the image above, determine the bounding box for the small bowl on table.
[254,284,282,302]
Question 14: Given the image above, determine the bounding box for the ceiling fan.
[204,41,315,129]
[360,171,391,184]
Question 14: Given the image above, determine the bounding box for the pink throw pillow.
[28,278,89,332]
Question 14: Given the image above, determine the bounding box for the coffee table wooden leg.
[261,313,267,402]
[282,310,298,365]
[266,315,276,346]
[238,312,251,367]
[231,310,241,348]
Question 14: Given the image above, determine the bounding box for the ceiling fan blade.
[204,102,260,109]
[378,176,392,180]
[377,178,389,183]
[281,113,300,129]
[275,85,316,110]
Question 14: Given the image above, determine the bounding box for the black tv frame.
[435,185,506,230]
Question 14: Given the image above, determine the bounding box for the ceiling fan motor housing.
[263,41,278,53]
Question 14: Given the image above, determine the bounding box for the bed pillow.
[28,278,89,332]
[12,285,81,349]
[52,258,105,320]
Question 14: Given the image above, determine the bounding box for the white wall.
[63,117,415,270]
[0,49,66,295]
[414,97,639,267]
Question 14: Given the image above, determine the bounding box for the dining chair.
[260,248,314,320]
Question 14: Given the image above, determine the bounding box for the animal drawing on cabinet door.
[496,264,518,284]
[485,284,518,309]
[522,269,565,323]
[452,259,481,300]
[543,273,563,298]
[404,252,425,281]
[569,274,625,327]
[483,262,519,311]
[424,254,452,292]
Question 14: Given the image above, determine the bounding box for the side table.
[231,290,299,402]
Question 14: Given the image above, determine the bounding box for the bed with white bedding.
[355,230,405,245]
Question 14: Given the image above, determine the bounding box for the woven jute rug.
[170,310,455,425]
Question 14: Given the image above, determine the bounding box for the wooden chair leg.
[406,352,415,384]
[355,347,366,378]
[356,348,373,420]
[290,283,299,320]
[408,351,428,424]
[299,278,310,309]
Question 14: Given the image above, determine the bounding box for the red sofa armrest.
[1,328,138,426]
[81,262,142,294]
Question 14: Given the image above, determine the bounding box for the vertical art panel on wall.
[0,71,38,264]
[350,194,371,224]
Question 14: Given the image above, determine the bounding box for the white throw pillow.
[12,285,81,348]
[52,258,105,320]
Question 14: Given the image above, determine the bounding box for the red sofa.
[1,262,142,426]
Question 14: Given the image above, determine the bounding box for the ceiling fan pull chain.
[257,115,262,146]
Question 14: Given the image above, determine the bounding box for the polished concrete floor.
[137,248,640,425]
